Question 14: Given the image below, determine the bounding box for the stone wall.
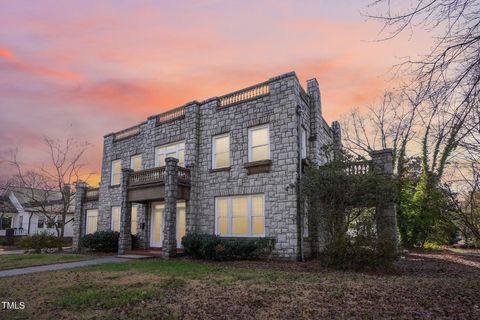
[84,71,334,259]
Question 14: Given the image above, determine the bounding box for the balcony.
[85,188,99,201]
[127,166,191,202]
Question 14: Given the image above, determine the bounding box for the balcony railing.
[218,82,270,108]
[85,188,99,201]
[129,166,191,187]
[129,167,166,187]
[114,126,141,141]
[345,161,373,175]
[157,105,186,124]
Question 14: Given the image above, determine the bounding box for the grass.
[0,253,94,270]
[0,250,479,319]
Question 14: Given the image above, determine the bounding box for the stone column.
[307,78,322,165]
[163,157,179,258]
[118,168,133,255]
[72,182,86,251]
[371,149,398,258]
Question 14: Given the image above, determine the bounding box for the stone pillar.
[163,157,179,258]
[371,149,398,258]
[332,121,342,160]
[72,182,86,251]
[118,168,133,255]
[184,102,200,234]
[307,78,323,165]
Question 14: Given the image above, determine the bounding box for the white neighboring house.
[0,187,74,237]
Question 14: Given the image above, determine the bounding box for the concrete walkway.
[0,257,129,278]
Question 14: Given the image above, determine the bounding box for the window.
[18,216,23,229]
[215,194,265,237]
[0,216,12,230]
[155,141,185,167]
[301,127,307,159]
[131,205,138,235]
[248,125,270,162]
[37,217,45,229]
[111,206,121,232]
[212,134,230,169]
[46,218,55,229]
[57,218,64,228]
[86,209,98,234]
[111,159,122,186]
[130,154,142,171]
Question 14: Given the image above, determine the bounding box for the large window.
[212,134,230,169]
[130,154,142,172]
[131,205,138,235]
[111,159,122,186]
[215,194,265,237]
[248,125,270,162]
[86,209,98,234]
[37,216,45,229]
[111,206,121,232]
[155,141,185,167]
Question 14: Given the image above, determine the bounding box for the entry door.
[177,201,186,248]
[150,203,164,248]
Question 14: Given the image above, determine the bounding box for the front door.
[150,201,186,248]
[150,203,164,248]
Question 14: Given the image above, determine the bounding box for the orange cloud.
[0,47,83,82]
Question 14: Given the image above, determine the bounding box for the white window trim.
[130,154,142,171]
[247,125,270,162]
[154,140,185,167]
[110,159,122,186]
[212,133,230,169]
[215,194,265,237]
[111,206,121,232]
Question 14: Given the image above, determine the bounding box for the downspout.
[296,104,305,262]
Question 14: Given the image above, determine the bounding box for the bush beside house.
[18,233,67,253]
[181,233,274,261]
[80,231,119,252]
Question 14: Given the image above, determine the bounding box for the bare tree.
[6,137,91,238]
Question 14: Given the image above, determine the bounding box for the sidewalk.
[0,257,128,278]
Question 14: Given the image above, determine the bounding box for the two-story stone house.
[73,72,342,259]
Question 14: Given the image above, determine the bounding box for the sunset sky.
[0,0,433,184]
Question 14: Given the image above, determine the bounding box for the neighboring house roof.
[0,186,75,215]
[0,195,17,214]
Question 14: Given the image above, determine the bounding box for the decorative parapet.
[218,82,270,108]
[345,160,373,175]
[156,105,186,125]
[84,187,99,201]
[177,167,191,184]
[113,125,141,141]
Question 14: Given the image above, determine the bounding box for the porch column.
[118,168,133,255]
[72,182,86,251]
[371,149,398,258]
[163,157,178,258]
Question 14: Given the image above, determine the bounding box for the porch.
[118,157,189,258]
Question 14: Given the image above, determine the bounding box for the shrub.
[18,232,65,253]
[319,238,394,271]
[181,233,274,261]
[80,231,119,252]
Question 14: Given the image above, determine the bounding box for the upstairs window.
[111,206,121,232]
[155,141,185,167]
[248,125,270,162]
[301,127,307,159]
[111,160,122,186]
[212,134,230,169]
[130,154,142,172]
[37,217,45,229]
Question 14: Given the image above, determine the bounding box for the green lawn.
[0,251,479,319]
[0,253,94,270]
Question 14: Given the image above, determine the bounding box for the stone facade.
[76,72,340,259]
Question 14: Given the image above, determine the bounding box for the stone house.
[72,72,397,259]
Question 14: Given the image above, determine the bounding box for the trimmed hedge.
[18,233,65,253]
[80,231,119,252]
[181,233,274,261]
